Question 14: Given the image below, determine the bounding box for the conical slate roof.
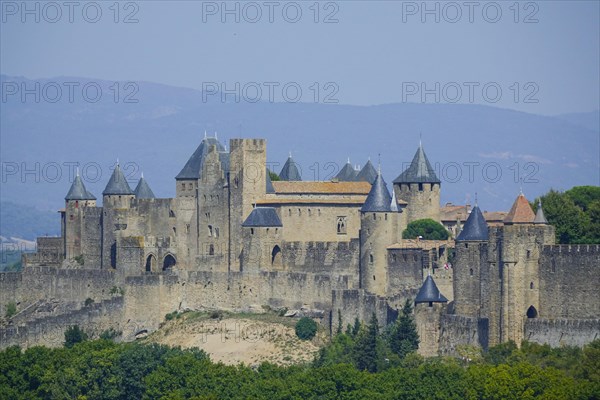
[266,168,275,194]
[176,137,225,180]
[65,174,96,200]
[504,193,535,224]
[361,172,393,212]
[533,201,548,224]
[335,160,358,181]
[355,160,378,183]
[103,164,133,195]
[415,275,448,304]
[393,144,440,184]
[279,156,302,181]
[456,205,488,241]
[242,207,283,227]
[134,176,156,199]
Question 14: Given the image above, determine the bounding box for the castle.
[1,136,598,355]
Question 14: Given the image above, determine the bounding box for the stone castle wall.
[539,245,600,319]
[438,314,489,356]
[524,318,600,347]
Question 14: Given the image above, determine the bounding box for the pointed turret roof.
[266,168,275,194]
[456,205,488,241]
[242,207,283,227]
[504,193,535,224]
[335,159,358,181]
[533,200,548,224]
[279,155,302,181]
[134,175,156,199]
[415,275,448,304]
[361,172,393,212]
[355,160,378,183]
[103,164,133,195]
[176,137,225,180]
[393,144,440,184]
[65,173,96,200]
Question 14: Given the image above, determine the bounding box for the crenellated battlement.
[543,244,600,254]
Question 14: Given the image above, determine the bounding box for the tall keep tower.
[359,171,400,296]
[102,163,135,269]
[393,144,440,224]
[495,193,555,345]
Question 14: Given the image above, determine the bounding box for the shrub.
[64,325,88,348]
[165,311,178,321]
[110,286,125,296]
[84,298,94,307]
[210,310,223,319]
[99,328,121,340]
[74,255,84,265]
[295,317,318,340]
[5,302,17,319]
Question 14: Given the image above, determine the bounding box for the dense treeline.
[1,307,599,400]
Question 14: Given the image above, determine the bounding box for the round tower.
[359,171,400,296]
[453,204,489,317]
[63,171,96,261]
[414,274,449,357]
[392,143,440,224]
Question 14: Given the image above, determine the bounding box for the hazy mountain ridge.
[1,75,598,215]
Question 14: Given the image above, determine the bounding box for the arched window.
[530,282,534,289]
[469,268,474,276]
[369,254,374,263]
[208,225,213,237]
[145,254,157,272]
[526,305,538,318]
[209,244,215,256]
[271,245,282,267]
[163,254,176,271]
[337,216,347,234]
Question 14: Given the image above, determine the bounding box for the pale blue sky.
[1,0,599,115]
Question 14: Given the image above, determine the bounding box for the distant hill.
[0,202,60,241]
[556,111,600,132]
[1,75,598,214]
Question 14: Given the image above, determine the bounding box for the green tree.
[5,301,17,319]
[336,309,343,335]
[389,300,420,358]
[352,317,361,337]
[64,325,88,348]
[565,186,600,211]
[535,190,590,244]
[268,170,280,182]
[354,313,379,372]
[295,317,318,340]
[402,218,449,240]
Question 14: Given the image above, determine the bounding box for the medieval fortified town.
[1,135,598,356]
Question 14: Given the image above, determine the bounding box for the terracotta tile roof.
[504,193,535,224]
[483,211,508,222]
[387,239,452,250]
[441,204,507,223]
[272,181,371,195]
[256,198,366,205]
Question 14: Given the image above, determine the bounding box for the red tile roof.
[504,194,535,224]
